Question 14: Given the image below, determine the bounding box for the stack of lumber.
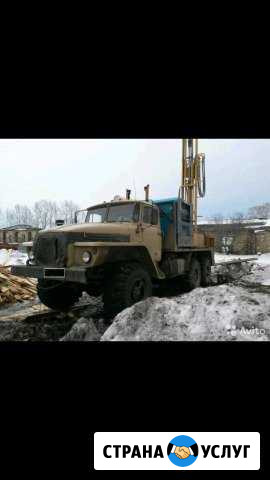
[0,266,37,306]
[0,243,19,250]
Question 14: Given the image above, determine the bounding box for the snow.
[242,218,268,224]
[245,225,268,229]
[256,253,270,266]
[100,253,270,342]
[1,247,270,342]
[0,249,28,266]
[198,218,268,226]
[101,284,270,342]
[215,253,258,263]
[60,317,101,341]
[197,217,270,230]
[215,252,270,286]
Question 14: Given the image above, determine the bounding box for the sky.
[0,139,269,218]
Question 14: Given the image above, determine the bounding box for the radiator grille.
[34,234,67,266]
[33,232,130,266]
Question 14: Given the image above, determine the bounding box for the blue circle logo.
[167,435,199,467]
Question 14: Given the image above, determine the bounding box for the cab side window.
[133,203,140,222]
[142,206,159,225]
[143,206,152,224]
[152,207,159,225]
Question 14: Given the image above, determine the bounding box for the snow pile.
[257,253,270,266]
[212,261,253,284]
[101,284,270,342]
[60,317,101,341]
[0,249,27,266]
[215,253,270,286]
[215,253,257,264]
[198,218,268,226]
[242,253,270,286]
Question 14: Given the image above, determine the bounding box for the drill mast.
[181,139,206,227]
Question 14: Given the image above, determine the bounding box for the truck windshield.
[82,203,136,223]
[86,207,107,223]
[107,203,135,222]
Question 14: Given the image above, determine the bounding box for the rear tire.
[103,263,152,315]
[201,257,212,286]
[185,258,201,289]
[37,279,82,311]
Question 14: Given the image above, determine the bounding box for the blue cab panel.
[153,198,177,238]
[153,197,192,247]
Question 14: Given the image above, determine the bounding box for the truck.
[11,139,215,315]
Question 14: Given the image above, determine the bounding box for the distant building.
[198,220,270,254]
[0,224,40,246]
[254,228,270,254]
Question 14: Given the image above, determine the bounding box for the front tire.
[103,263,152,315]
[37,279,82,311]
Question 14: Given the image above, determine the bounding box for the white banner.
[94,432,260,470]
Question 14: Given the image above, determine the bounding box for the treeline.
[1,200,269,229]
[247,202,270,219]
[0,200,80,229]
[212,202,270,224]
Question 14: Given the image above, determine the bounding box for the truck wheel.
[201,257,212,286]
[185,258,201,289]
[103,263,152,315]
[37,279,82,311]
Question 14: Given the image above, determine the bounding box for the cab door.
[141,205,162,262]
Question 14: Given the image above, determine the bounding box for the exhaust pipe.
[144,184,150,202]
[55,219,65,226]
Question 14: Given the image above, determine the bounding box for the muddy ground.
[0,281,195,341]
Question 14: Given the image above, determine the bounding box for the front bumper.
[11,265,88,284]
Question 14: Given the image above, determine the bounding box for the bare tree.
[5,208,16,226]
[248,203,270,219]
[212,213,224,224]
[47,201,58,228]
[58,200,79,225]
[21,205,34,225]
[2,199,80,229]
[33,200,51,229]
[0,207,4,227]
[4,204,33,226]
[231,211,245,224]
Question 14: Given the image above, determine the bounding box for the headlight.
[82,251,92,263]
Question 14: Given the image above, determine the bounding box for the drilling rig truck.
[11,139,214,315]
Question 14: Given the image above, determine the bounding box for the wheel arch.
[105,245,160,278]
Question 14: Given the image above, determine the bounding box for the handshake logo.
[167,435,198,467]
